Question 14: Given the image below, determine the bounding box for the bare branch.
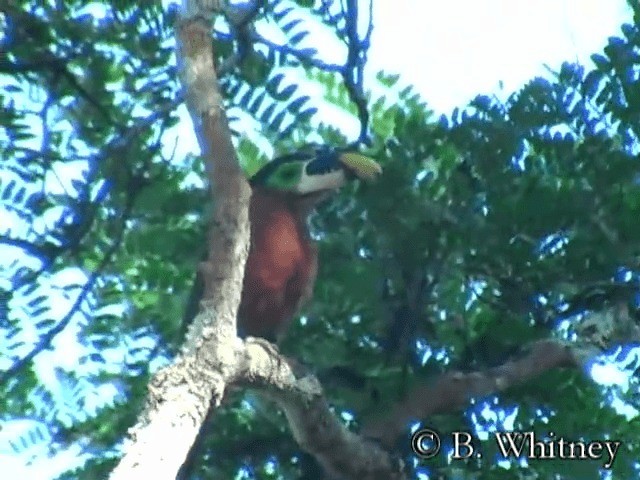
[249,31,344,72]
[176,15,251,354]
[111,4,404,478]
[343,0,372,144]
[363,339,576,447]
[363,303,640,448]
[241,344,407,480]
[210,0,373,143]
[110,3,252,476]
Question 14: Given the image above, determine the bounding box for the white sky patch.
[44,160,89,196]
[0,440,88,480]
[592,362,630,387]
[371,0,631,113]
[164,0,632,159]
[471,400,519,442]
[610,395,640,420]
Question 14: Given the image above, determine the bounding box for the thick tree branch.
[363,339,576,447]
[363,303,640,448]
[111,3,405,478]
[242,344,406,480]
[110,2,252,477]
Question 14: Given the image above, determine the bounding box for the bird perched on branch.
[182,146,381,342]
[238,146,382,342]
[178,147,380,479]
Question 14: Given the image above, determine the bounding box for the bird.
[238,145,382,342]
[177,146,381,480]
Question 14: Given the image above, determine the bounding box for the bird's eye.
[280,168,296,180]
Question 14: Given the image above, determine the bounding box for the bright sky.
[371,0,631,113]
[1,1,633,478]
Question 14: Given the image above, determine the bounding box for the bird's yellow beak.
[338,153,382,181]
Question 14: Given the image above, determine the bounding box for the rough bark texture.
[109,4,250,478]
[110,3,406,479]
[111,3,640,478]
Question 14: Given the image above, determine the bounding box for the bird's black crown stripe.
[250,147,358,185]
[305,148,342,176]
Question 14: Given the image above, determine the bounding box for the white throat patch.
[295,168,347,194]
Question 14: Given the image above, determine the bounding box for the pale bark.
[110,3,250,477]
[111,2,639,478]
[110,3,406,479]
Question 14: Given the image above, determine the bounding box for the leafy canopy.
[1,1,640,479]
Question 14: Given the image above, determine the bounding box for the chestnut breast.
[238,189,318,341]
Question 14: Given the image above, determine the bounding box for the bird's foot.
[245,336,281,358]
[244,337,312,378]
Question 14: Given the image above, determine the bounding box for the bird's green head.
[249,146,382,195]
